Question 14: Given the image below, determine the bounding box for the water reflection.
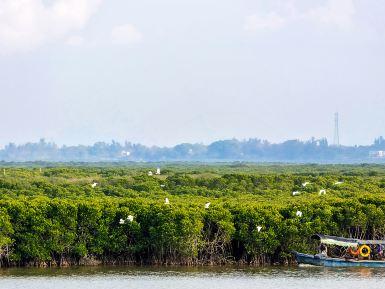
[1,265,385,289]
[1,265,385,278]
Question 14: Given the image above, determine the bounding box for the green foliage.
[0,208,13,251]
[0,164,385,265]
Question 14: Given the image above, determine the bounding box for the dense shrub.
[0,164,384,266]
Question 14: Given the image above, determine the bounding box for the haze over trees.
[1,137,385,163]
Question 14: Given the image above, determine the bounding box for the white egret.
[148,171,153,176]
[292,191,300,196]
[319,189,326,195]
[91,182,98,188]
[127,215,134,222]
[165,198,170,205]
[119,219,125,224]
[296,211,303,217]
[205,202,211,209]
[156,168,161,175]
[256,226,262,232]
[302,182,310,187]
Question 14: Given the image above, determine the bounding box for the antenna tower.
[333,112,340,146]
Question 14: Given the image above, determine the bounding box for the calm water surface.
[1,265,384,289]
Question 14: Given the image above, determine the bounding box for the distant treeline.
[1,137,385,163]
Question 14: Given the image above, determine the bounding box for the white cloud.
[305,0,356,29]
[111,24,143,45]
[0,0,102,54]
[65,35,84,46]
[244,12,286,32]
[244,0,356,33]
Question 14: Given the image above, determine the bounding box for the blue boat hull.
[293,251,385,268]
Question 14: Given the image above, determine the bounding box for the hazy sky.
[0,0,384,147]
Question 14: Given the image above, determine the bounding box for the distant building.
[121,150,130,157]
[369,151,385,158]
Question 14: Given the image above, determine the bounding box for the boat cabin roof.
[312,234,385,247]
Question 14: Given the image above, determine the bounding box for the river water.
[1,265,384,289]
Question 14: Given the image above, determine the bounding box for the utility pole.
[333,112,340,146]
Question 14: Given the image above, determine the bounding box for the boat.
[292,234,385,268]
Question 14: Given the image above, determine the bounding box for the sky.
[0,0,384,147]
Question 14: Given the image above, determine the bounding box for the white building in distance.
[369,151,385,158]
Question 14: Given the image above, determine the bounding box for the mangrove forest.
[0,163,385,267]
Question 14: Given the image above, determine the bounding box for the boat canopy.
[311,234,385,247]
